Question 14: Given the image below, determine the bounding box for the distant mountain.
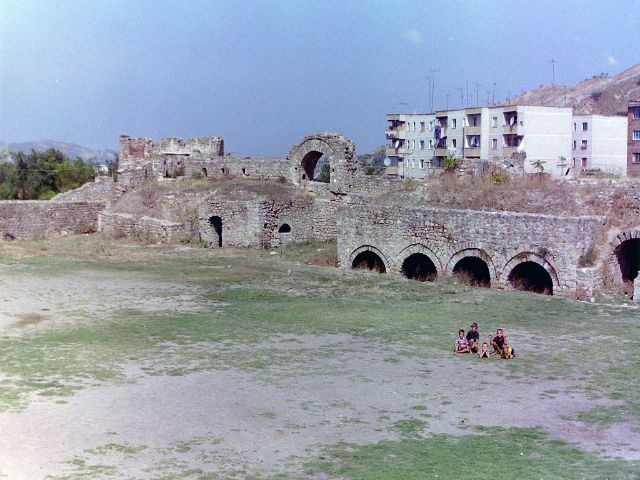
[0,139,117,163]
[509,63,640,115]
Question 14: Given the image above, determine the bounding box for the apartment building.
[572,114,627,175]
[385,105,573,178]
[628,100,640,176]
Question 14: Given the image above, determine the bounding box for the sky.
[0,0,637,156]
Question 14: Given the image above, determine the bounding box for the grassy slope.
[0,237,638,478]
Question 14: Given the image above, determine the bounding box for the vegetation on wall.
[0,149,96,200]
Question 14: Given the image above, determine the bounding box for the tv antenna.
[551,59,557,87]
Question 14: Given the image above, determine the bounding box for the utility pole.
[551,59,557,87]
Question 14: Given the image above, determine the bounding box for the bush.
[403,179,420,191]
[442,156,459,173]
[491,171,509,185]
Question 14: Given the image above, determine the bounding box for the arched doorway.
[614,238,640,295]
[300,151,329,182]
[508,261,553,295]
[201,167,208,178]
[278,224,291,233]
[452,256,491,287]
[352,251,386,273]
[209,216,222,247]
[401,253,437,281]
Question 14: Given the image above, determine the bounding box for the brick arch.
[500,252,560,288]
[397,244,444,274]
[446,248,497,281]
[349,245,390,272]
[287,133,357,190]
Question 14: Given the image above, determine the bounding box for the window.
[412,158,416,168]
[633,153,640,163]
[420,140,425,150]
[491,138,497,150]
[582,122,588,131]
[581,158,587,168]
[572,140,576,150]
[634,108,640,119]
[451,118,457,128]
[572,158,576,167]
[429,139,434,149]
[573,123,576,131]
[452,139,457,148]
[420,159,425,169]
[634,131,640,141]
[428,121,434,131]
[581,139,588,149]
[491,117,497,128]
[472,116,478,127]
[412,140,416,149]
[420,122,425,132]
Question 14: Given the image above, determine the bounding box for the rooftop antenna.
[466,80,469,107]
[551,59,557,87]
[475,82,480,107]
[446,93,450,110]
[458,88,464,108]
[492,82,496,105]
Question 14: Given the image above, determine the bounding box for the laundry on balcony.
[434,127,441,139]
[436,137,447,148]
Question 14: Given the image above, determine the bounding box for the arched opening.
[209,216,222,248]
[401,253,437,281]
[278,223,291,233]
[201,167,208,178]
[301,151,329,182]
[452,256,491,287]
[352,251,386,273]
[508,261,553,295]
[615,238,640,294]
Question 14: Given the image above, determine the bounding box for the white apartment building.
[571,115,628,175]
[386,105,577,178]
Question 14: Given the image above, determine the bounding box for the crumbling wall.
[0,201,105,240]
[337,204,603,295]
[52,176,117,203]
[98,211,196,243]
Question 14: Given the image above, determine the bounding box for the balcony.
[464,126,481,135]
[435,148,449,156]
[503,123,524,135]
[502,147,518,157]
[386,147,409,156]
[385,129,401,139]
[464,147,480,158]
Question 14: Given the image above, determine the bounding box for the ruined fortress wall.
[98,212,196,243]
[183,157,289,180]
[0,201,105,240]
[197,195,339,249]
[337,205,604,293]
[52,176,117,203]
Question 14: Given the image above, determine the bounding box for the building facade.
[572,114,627,175]
[628,100,640,176]
[386,105,577,178]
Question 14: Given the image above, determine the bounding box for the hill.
[0,139,116,163]
[509,63,640,115]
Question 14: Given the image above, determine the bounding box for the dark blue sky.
[0,0,637,156]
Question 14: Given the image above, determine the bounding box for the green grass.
[308,428,640,479]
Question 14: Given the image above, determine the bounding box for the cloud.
[402,28,423,46]
[607,55,618,66]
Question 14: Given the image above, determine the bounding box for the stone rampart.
[98,211,195,243]
[0,201,105,240]
[52,176,117,203]
[337,204,604,294]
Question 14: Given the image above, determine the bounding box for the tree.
[531,159,546,174]
[317,163,330,183]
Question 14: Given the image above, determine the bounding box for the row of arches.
[351,247,555,295]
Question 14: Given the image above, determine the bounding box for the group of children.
[454,323,515,359]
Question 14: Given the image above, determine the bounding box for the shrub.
[491,171,509,185]
[442,156,459,173]
[403,179,420,191]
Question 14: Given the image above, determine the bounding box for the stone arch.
[612,230,640,295]
[287,133,357,190]
[349,245,389,273]
[447,248,496,287]
[501,252,559,294]
[397,244,444,275]
[278,223,291,233]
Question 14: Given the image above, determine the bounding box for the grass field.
[0,236,637,479]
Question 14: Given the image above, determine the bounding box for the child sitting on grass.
[454,329,470,354]
[478,341,490,358]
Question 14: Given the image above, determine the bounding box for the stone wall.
[52,176,117,203]
[98,211,196,243]
[197,195,339,249]
[337,204,604,294]
[0,201,105,240]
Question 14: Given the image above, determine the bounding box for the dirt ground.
[0,241,637,478]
